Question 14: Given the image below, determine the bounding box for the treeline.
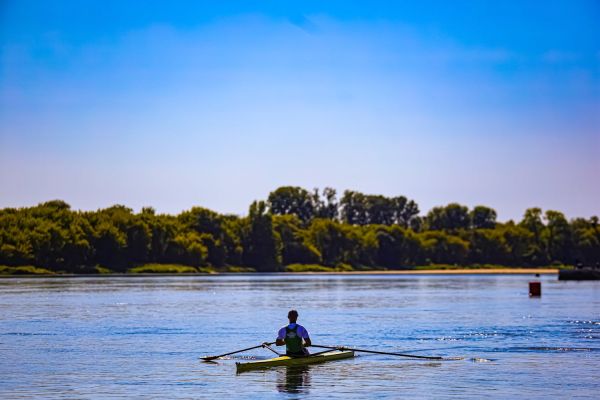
[0,186,598,273]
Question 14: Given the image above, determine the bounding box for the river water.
[0,274,598,399]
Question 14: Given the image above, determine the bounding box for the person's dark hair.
[288,309,298,319]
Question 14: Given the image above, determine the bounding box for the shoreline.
[287,268,558,275]
[0,268,558,278]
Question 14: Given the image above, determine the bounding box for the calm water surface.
[1,274,599,399]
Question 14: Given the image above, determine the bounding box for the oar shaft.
[201,342,275,361]
[311,344,443,360]
[263,343,282,357]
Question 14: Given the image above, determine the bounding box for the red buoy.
[529,281,541,297]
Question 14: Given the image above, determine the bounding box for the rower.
[275,309,311,357]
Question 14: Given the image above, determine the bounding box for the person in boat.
[275,309,311,357]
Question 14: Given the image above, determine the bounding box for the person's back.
[275,310,311,356]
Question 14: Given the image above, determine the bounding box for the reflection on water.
[275,366,312,394]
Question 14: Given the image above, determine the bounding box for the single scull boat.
[236,350,355,372]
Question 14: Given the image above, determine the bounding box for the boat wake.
[470,357,493,363]
[500,346,599,353]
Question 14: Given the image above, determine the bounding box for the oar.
[262,343,282,357]
[311,344,444,360]
[201,342,275,361]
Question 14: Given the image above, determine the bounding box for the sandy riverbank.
[287,268,558,275]
[0,268,559,277]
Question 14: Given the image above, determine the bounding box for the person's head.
[288,309,298,323]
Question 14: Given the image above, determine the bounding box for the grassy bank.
[0,265,56,275]
[127,264,257,274]
[411,264,566,270]
[284,263,354,273]
[128,264,213,274]
[0,263,562,276]
[284,264,559,274]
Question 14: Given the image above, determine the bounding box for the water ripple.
[1,275,599,399]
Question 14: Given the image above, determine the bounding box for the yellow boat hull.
[236,350,355,372]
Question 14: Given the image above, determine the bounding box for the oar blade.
[200,342,276,362]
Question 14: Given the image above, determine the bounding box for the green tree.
[62,215,93,271]
[519,208,549,265]
[274,215,321,265]
[364,195,395,225]
[375,225,423,268]
[340,191,420,226]
[497,222,532,266]
[242,201,281,271]
[2,189,597,273]
[148,215,177,264]
[313,187,339,220]
[268,186,315,224]
[571,217,600,264]
[470,206,497,229]
[395,198,420,227]
[178,207,231,266]
[426,203,470,231]
[349,225,379,267]
[340,190,368,225]
[543,210,572,264]
[125,217,151,265]
[420,231,469,264]
[91,221,127,270]
[166,231,208,266]
[468,228,510,264]
[307,219,351,266]
[221,215,244,266]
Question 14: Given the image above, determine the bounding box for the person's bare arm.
[304,337,312,347]
[276,338,285,346]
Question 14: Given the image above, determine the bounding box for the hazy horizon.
[1,1,599,221]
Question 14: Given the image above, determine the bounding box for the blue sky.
[1,1,598,221]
